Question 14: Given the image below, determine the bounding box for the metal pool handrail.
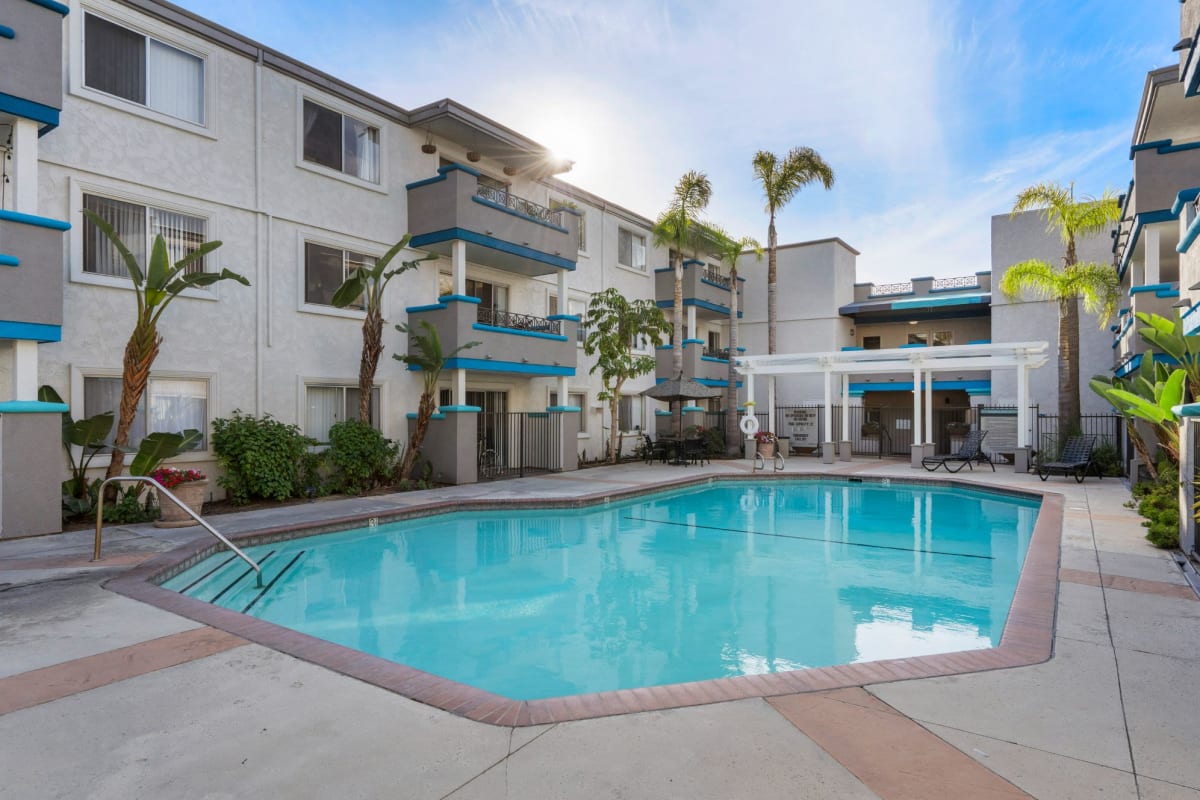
[93,476,262,587]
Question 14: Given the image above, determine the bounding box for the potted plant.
[946,421,971,436]
[151,466,208,528]
[755,430,778,458]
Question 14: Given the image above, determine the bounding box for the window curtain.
[83,377,146,449]
[632,236,646,270]
[146,39,203,124]
[306,386,342,443]
[148,379,207,448]
[344,117,379,183]
[84,195,146,277]
[150,207,207,274]
[84,14,145,104]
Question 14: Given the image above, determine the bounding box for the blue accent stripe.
[472,323,568,341]
[1172,187,1200,215]
[841,346,865,351]
[438,294,481,304]
[25,0,70,14]
[890,293,987,310]
[1129,138,1200,160]
[406,412,447,420]
[0,91,60,129]
[0,254,18,267]
[0,25,15,39]
[680,406,704,412]
[700,356,728,364]
[849,379,991,393]
[406,303,446,313]
[546,405,581,412]
[682,338,704,345]
[438,405,481,412]
[1128,283,1179,299]
[655,298,740,317]
[0,400,68,413]
[0,320,61,341]
[654,410,672,416]
[546,314,580,321]
[409,228,576,271]
[0,208,70,231]
[655,377,740,388]
[410,357,575,376]
[700,278,733,292]
[1118,209,1176,279]
[968,339,991,345]
[471,195,569,233]
[404,163,481,190]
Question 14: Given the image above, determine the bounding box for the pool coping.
[105,473,1063,727]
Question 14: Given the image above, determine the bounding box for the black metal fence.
[477,411,562,481]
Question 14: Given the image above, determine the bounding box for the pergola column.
[911,365,924,468]
[744,370,756,460]
[839,373,852,461]
[822,367,834,464]
[1013,359,1030,472]
[924,370,934,445]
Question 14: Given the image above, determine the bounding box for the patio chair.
[643,434,670,465]
[1037,435,1100,483]
[684,437,709,466]
[921,429,995,473]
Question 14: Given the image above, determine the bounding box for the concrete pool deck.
[2,457,1198,799]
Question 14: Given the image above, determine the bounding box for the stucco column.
[11,119,38,212]
[1144,226,1160,286]
[686,305,697,342]
[768,376,776,437]
[453,367,466,408]
[911,365,923,467]
[451,240,466,296]
[1014,360,1031,473]
[12,341,38,401]
[745,371,756,460]
[822,368,834,463]
[924,370,933,445]
[839,373,852,460]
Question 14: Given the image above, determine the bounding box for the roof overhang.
[408,99,573,178]
[839,292,990,323]
[734,342,1049,377]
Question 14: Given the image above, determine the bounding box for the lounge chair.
[1037,435,1100,483]
[922,429,995,473]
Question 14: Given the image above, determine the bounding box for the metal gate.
[477,411,562,481]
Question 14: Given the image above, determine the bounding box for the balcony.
[841,274,992,323]
[0,0,65,132]
[653,259,744,320]
[655,340,741,387]
[0,211,67,341]
[406,164,580,277]
[405,296,577,377]
[1113,283,1181,368]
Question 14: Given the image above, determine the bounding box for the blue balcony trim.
[891,293,987,310]
[1129,283,1179,298]
[1118,209,1177,279]
[682,258,703,267]
[471,195,569,233]
[0,25,15,39]
[700,277,733,292]
[0,254,18,267]
[0,92,59,132]
[1171,187,1200,215]
[848,379,991,394]
[653,377,739,388]
[410,357,574,376]
[26,0,69,15]
[409,228,576,271]
[680,405,704,412]
[1112,314,1134,348]
[437,294,482,304]
[404,163,480,190]
[700,356,728,364]
[0,400,68,414]
[967,339,991,345]
[405,303,446,313]
[682,338,704,345]
[546,314,580,321]
[656,344,673,351]
[841,346,864,351]
[438,405,481,413]
[1180,209,1200,256]
[0,320,61,342]
[655,298,741,317]
[547,405,581,412]
[472,322,568,342]
[1129,138,1200,159]
[0,208,70,231]
[406,412,446,420]
[899,343,927,349]
[655,409,672,416]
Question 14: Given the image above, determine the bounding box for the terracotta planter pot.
[155,480,207,528]
[757,441,776,458]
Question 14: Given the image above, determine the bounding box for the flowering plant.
[754,430,777,444]
[150,466,206,490]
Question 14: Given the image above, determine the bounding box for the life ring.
[739,415,759,436]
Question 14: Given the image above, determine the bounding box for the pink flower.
[150,467,206,490]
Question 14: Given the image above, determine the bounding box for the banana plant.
[38,384,115,503]
[1090,357,1185,469]
[1135,311,1200,399]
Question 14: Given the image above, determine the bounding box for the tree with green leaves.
[331,235,436,423]
[392,320,479,481]
[1091,359,1185,475]
[1134,311,1200,399]
[82,209,250,484]
[700,224,762,453]
[999,182,1121,429]
[752,148,835,354]
[652,171,712,377]
[582,288,671,464]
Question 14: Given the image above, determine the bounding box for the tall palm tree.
[702,224,761,453]
[652,171,712,377]
[752,148,834,354]
[1000,182,1122,430]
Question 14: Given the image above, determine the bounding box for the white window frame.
[295,87,388,194]
[547,290,589,347]
[616,227,648,273]
[550,390,589,438]
[300,379,385,445]
[70,2,218,138]
[68,177,219,302]
[69,365,215,467]
[297,231,387,319]
[617,393,644,433]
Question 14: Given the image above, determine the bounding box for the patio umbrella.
[641,372,723,440]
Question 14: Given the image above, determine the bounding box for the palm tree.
[1000,182,1122,429]
[331,234,435,423]
[752,148,835,354]
[651,171,712,377]
[83,210,249,484]
[701,224,762,454]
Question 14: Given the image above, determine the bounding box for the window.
[933,330,953,346]
[549,295,588,345]
[707,331,721,351]
[618,229,646,271]
[83,376,208,451]
[302,99,380,183]
[863,336,881,350]
[83,194,208,277]
[305,242,375,308]
[577,211,587,253]
[84,13,204,124]
[439,275,508,311]
[550,391,588,435]
[305,384,380,443]
[617,395,642,432]
[907,332,928,346]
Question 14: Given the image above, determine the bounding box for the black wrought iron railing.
[702,266,732,289]
[702,346,730,360]
[476,306,562,335]
[475,184,564,227]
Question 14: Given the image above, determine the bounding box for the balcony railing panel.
[702,267,732,289]
[870,281,914,296]
[476,185,564,228]
[476,307,562,335]
[931,276,980,291]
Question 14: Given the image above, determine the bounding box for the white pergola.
[735,342,1049,468]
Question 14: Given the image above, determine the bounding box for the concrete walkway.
[1,457,1197,799]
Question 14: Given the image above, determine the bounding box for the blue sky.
[174,0,1178,282]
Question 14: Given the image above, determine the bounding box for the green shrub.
[103,489,159,524]
[1091,441,1124,477]
[1134,461,1179,549]
[328,420,397,495]
[212,412,314,504]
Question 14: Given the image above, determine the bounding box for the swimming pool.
[161,478,1041,702]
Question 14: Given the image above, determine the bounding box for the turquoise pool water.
[163,479,1040,700]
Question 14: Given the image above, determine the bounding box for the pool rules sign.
[781,408,820,447]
